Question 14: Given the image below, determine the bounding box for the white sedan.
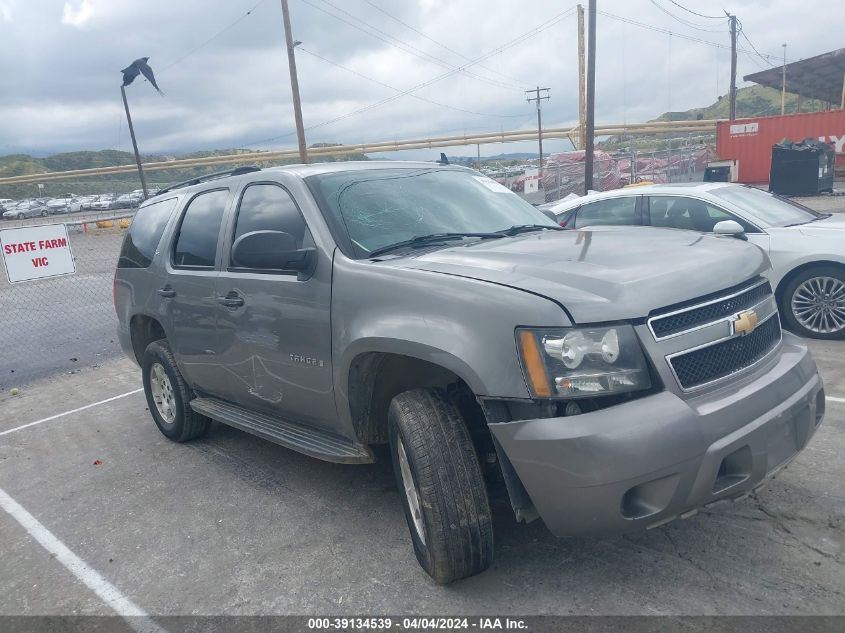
[546,183,845,339]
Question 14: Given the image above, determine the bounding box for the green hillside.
[0,145,367,199]
[657,85,826,121]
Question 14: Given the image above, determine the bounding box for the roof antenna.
[436,152,449,165]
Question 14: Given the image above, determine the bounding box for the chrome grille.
[669,315,781,390]
[650,280,772,340]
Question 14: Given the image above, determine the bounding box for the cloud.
[1,0,844,158]
[61,0,93,28]
[0,1,13,22]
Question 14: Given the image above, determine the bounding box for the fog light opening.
[712,445,752,494]
[621,474,680,520]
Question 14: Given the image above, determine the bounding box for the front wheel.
[781,266,845,340]
[142,340,210,441]
[388,388,493,584]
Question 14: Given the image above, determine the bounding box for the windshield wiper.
[368,232,502,258]
[784,213,831,227]
[495,224,565,236]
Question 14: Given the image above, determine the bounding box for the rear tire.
[388,388,493,584]
[781,266,845,340]
[142,340,210,442]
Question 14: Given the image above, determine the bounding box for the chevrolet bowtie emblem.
[732,310,759,336]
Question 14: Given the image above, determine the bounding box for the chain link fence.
[0,211,134,390]
[495,146,717,204]
[0,147,717,390]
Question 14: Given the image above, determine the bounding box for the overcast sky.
[1,0,843,159]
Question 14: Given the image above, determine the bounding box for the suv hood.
[394,227,769,323]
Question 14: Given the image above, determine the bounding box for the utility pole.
[727,13,737,120]
[281,0,308,163]
[120,85,149,199]
[584,0,596,192]
[577,4,586,150]
[526,86,550,170]
[781,43,787,115]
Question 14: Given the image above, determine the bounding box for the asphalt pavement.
[0,339,842,619]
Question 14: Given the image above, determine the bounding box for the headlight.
[516,325,651,399]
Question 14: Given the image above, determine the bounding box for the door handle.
[218,294,245,308]
[157,287,176,298]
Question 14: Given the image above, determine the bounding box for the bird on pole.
[121,57,164,94]
[120,56,163,200]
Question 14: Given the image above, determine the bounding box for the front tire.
[388,388,493,584]
[142,340,210,441]
[781,266,845,340]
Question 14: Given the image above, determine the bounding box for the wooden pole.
[120,85,148,199]
[577,4,586,151]
[728,14,737,120]
[281,0,308,163]
[781,44,787,115]
[584,0,596,192]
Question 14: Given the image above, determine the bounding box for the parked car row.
[1,189,158,220]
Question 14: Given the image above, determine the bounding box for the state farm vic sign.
[0,224,76,283]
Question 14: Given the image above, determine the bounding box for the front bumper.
[488,333,824,537]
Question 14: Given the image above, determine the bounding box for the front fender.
[330,253,568,434]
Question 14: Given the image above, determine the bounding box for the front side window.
[233,184,308,252]
[118,197,178,268]
[173,189,229,268]
[648,196,757,233]
[575,197,638,229]
[306,168,556,258]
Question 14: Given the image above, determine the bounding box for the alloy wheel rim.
[397,437,426,545]
[149,362,176,424]
[791,276,845,334]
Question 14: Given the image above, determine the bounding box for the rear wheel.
[781,266,845,340]
[388,388,493,584]
[142,340,210,441]
[16,213,24,219]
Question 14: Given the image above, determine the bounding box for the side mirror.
[232,230,316,272]
[713,220,747,240]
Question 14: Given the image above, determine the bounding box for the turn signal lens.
[518,330,551,398]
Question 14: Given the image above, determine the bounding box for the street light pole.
[281,0,308,164]
[120,85,149,199]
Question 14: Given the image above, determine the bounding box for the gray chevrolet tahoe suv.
[115,162,825,583]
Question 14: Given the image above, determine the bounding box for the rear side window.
[575,197,638,229]
[117,197,178,268]
[173,189,229,268]
[232,184,308,251]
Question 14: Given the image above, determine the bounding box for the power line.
[361,0,527,88]
[297,47,525,118]
[739,28,778,67]
[159,0,269,73]
[600,10,786,60]
[297,0,523,92]
[665,0,724,20]
[648,0,726,32]
[244,7,576,147]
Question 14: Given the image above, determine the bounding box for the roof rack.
[156,165,262,196]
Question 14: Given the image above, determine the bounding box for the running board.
[190,397,374,464]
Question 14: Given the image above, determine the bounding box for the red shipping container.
[716,110,845,183]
